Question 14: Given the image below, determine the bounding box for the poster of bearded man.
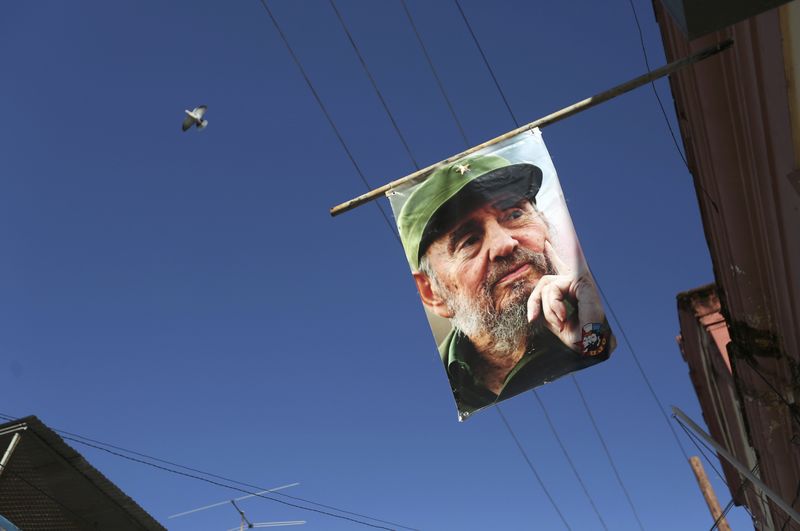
[390,129,615,421]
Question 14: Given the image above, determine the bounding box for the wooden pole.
[329,39,733,217]
[690,456,731,531]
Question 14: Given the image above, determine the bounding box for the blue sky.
[0,1,751,529]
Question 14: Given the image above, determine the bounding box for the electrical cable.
[625,0,720,213]
[625,0,688,168]
[627,5,800,518]
[0,412,417,531]
[674,417,763,527]
[729,471,764,528]
[673,416,726,481]
[6,1,425,526]
[0,4,757,531]
[329,0,419,171]
[60,435,396,531]
[709,494,735,530]
[255,0,402,244]
[496,406,572,530]
[452,0,693,463]
[253,2,576,524]
[452,0,519,127]
[532,390,609,530]
[570,375,646,530]
[267,2,727,529]
[331,5,592,527]
[626,5,800,526]
[673,415,760,527]
[457,0,719,473]
[625,8,800,528]
[399,0,470,148]
[710,464,759,531]
[259,2,740,529]
[595,281,691,464]
[743,357,800,429]
[397,2,647,526]
[456,1,727,484]
[450,3,665,527]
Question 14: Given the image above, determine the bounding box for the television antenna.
[169,482,306,529]
[226,499,305,531]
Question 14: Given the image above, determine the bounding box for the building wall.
[677,285,773,527]
[655,0,800,527]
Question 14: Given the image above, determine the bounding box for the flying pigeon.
[182,105,208,132]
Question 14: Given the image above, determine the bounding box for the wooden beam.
[330,39,732,217]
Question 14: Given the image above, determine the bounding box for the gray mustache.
[486,248,553,289]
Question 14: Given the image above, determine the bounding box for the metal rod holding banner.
[672,406,800,526]
[329,39,733,217]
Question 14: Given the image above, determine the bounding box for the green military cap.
[397,154,542,270]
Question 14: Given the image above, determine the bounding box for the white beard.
[437,248,554,357]
[447,279,531,356]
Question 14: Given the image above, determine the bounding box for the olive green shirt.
[440,327,608,419]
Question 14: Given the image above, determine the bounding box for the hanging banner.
[389,129,615,420]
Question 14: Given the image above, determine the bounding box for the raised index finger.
[544,240,570,275]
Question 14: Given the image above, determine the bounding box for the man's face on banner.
[395,141,613,418]
[415,195,556,354]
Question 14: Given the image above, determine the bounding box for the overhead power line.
[399,0,470,147]
[0,412,417,531]
[59,435,396,530]
[330,3,587,527]
[625,0,688,167]
[254,2,576,524]
[496,406,572,530]
[533,390,609,530]
[254,0,401,243]
[449,1,651,527]
[710,463,758,531]
[595,281,691,464]
[625,0,720,213]
[673,414,760,526]
[259,0,582,522]
[570,376,645,530]
[743,357,800,429]
[453,0,691,469]
[625,10,800,528]
[329,0,419,170]
[452,0,519,127]
[674,416,726,482]
[256,1,698,529]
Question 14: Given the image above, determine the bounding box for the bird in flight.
[182,105,208,132]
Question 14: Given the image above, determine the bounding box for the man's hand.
[526,241,605,353]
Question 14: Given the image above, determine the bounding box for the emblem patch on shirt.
[581,323,607,357]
